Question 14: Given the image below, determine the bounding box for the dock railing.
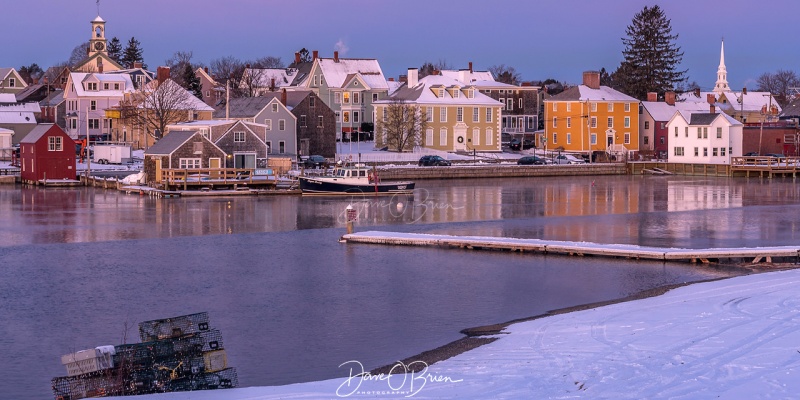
[159,168,276,190]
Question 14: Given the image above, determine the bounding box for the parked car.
[303,155,329,169]
[509,138,536,151]
[743,152,759,156]
[553,154,586,164]
[517,156,547,165]
[418,155,451,166]
[764,153,785,159]
[501,133,513,147]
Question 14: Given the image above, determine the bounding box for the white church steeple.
[714,39,730,93]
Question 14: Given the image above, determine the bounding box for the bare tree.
[757,69,799,106]
[165,50,194,86]
[252,56,284,69]
[210,56,245,96]
[120,79,197,141]
[68,41,90,67]
[488,64,521,85]
[239,68,265,97]
[419,59,453,78]
[377,100,427,152]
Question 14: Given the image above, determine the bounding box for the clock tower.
[89,15,108,57]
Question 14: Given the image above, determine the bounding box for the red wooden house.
[19,124,76,183]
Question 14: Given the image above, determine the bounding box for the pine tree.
[107,37,123,64]
[182,63,203,99]
[121,37,145,69]
[614,5,686,100]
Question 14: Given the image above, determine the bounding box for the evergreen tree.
[182,63,203,99]
[107,37,123,64]
[297,48,311,63]
[121,37,145,69]
[614,5,686,100]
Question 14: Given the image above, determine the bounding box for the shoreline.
[371,262,795,375]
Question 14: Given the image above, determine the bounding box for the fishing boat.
[298,164,415,195]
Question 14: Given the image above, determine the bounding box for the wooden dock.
[341,231,800,264]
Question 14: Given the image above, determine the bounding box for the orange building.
[544,71,640,160]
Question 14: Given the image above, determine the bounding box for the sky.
[117,263,800,399]
[3,0,798,90]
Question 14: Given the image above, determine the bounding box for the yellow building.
[544,71,640,160]
[374,69,503,152]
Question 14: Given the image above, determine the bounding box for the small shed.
[19,124,76,182]
[143,130,226,185]
[0,127,12,160]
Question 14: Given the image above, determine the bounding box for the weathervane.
[96,0,100,16]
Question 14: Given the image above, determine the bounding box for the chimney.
[399,75,407,83]
[710,104,715,113]
[312,50,318,60]
[246,64,251,69]
[459,69,468,84]
[407,68,418,88]
[707,93,716,104]
[694,88,700,97]
[582,71,600,89]
[647,92,657,102]
[742,87,747,95]
[521,82,532,87]
[432,69,439,76]
[295,52,301,64]
[157,66,170,84]
[204,67,209,74]
[334,51,339,63]
[134,62,143,69]
[388,77,394,82]
[469,62,473,73]
[665,91,676,106]
[281,88,287,106]
[270,78,275,92]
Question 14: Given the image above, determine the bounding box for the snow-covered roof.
[386,80,404,96]
[140,80,214,112]
[0,111,36,124]
[642,101,709,121]
[241,68,295,88]
[92,15,105,23]
[69,72,134,97]
[377,75,501,106]
[317,58,388,90]
[0,127,12,134]
[679,90,781,114]
[549,85,639,102]
[20,124,64,143]
[0,102,41,113]
[440,69,495,84]
[670,110,742,127]
[0,93,16,104]
[170,120,234,128]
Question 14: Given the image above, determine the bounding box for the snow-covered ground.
[114,268,800,399]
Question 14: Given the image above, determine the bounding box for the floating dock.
[342,231,800,264]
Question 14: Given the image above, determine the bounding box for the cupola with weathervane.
[89,15,107,57]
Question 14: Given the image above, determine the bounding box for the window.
[114,83,120,90]
[624,103,630,112]
[272,103,278,112]
[566,103,571,112]
[552,117,557,128]
[87,82,97,91]
[703,148,708,156]
[90,100,97,111]
[697,127,702,138]
[674,147,684,156]
[473,127,480,146]
[266,141,272,153]
[279,119,285,130]
[426,107,433,122]
[335,92,341,104]
[500,98,505,110]
[643,135,649,145]
[527,116,535,130]
[591,103,597,112]
[313,75,318,86]
[717,127,722,138]
[9,78,15,87]
[591,133,597,145]
[426,128,433,145]
[373,93,378,102]
[199,128,209,139]
[467,89,474,99]
[456,107,463,122]
[343,92,350,104]
[48,136,63,151]
[685,127,688,137]
[694,147,699,156]
[439,128,447,145]
[70,119,77,130]
[382,108,388,122]
[335,112,340,122]
[353,92,360,104]
[179,158,201,169]
[438,88,444,98]
[721,147,726,156]
[88,119,99,129]
[453,89,459,99]
[507,98,513,110]
[553,133,557,143]
[591,117,597,128]
[300,115,307,127]
[624,117,630,128]
[343,112,350,123]
[607,103,613,112]
[607,117,613,128]
[353,111,359,123]
[660,136,665,144]
[485,128,493,145]
[103,83,109,90]
[264,120,272,131]
[317,115,324,127]
[309,96,315,107]
[703,127,708,139]
[552,102,557,111]
[674,126,678,137]
[660,122,665,129]
[473,107,479,122]
[440,107,447,122]
[624,133,630,144]
[713,148,718,156]
[519,98,523,109]
[566,133,572,144]
[279,141,285,154]
[234,131,245,142]
[566,117,571,128]
[486,108,492,122]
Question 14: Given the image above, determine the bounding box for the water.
[1,175,797,399]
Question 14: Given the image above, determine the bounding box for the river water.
[2,174,798,399]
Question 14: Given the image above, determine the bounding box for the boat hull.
[299,176,415,195]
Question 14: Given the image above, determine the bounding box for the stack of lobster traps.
[52,312,237,399]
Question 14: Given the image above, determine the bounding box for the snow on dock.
[342,231,800,263]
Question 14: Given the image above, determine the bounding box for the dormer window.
[453,89,459,99]
[104,83,109,90]
[114,83,120,90]
[467,89,474,99]
[9,78,15,87]
[438,88,444,97]
[87,82,98,91]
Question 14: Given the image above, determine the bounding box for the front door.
[154,159,162,183]
[300,139,310,157]
[454,124,467,151]
[209,158,221,178]
[233,153,256,169]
